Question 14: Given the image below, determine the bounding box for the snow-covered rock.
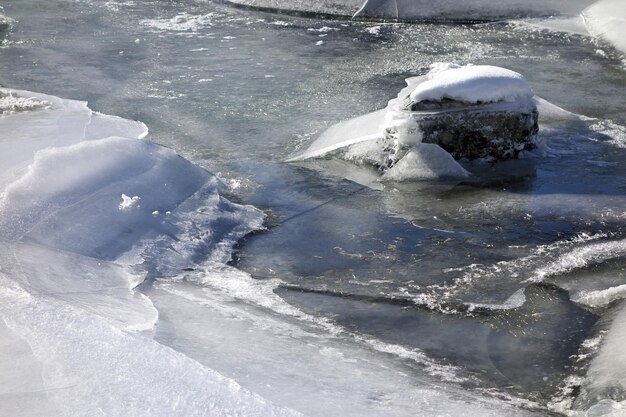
[290,63,538,181]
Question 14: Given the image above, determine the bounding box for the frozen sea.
[0,0,625,416]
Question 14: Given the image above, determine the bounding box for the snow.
[409,65,533,104]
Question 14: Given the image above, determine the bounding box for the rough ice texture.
[0,88,547,417]
[0,274,300,417]
[0,14,11,33]
[409,65,533,105]
[583,0,626,57]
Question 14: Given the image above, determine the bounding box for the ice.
[355,0,593,20]
[0,90,299,416]
[224,0,365,17]
[289,109,387,161]
[572,303,626,415]
[583,0,626,57]
[409,64,533,104]
[382,143,470,181]
[530,239,626,283]
[149,273,541,417]
[0,274,300,417]
[575,285,626,309]
[119,193,141,210]
[140,13,215,33]
[0,92,49,114]
[225,0,595,20]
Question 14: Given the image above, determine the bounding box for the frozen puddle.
[0,89,544,416]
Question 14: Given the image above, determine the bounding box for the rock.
[385,99,539,161]
[381,65,539,162]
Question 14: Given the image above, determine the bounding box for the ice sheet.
[583,0,626,57]
[572,303,626,415]
[356,0,593,20]
[0,273,300,417]
[0,90,294,416]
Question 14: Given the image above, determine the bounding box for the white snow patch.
[409,64,533,104]
[119,193,141,211]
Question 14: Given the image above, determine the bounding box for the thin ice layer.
[149,271,541,417]
[224,0,364,17]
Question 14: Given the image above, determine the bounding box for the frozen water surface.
[0,0,625,416]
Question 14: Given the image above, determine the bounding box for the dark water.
[1,0,626,411]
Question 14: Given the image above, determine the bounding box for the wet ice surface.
[0,0,626,415]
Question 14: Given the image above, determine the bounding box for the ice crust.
[409,65,533,104]
[382,144,470,180]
